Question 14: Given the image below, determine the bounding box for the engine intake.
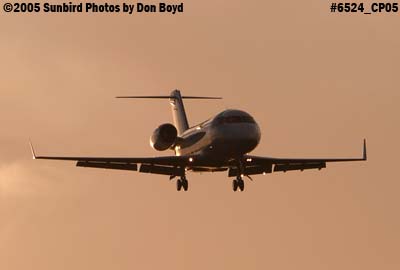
[150,123,178,151]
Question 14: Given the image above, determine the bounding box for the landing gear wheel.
[238,178,245,192]
[176,179,182,191]
[232,179,238,192]
[182,178,189,191]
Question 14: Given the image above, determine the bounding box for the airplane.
[30,89,367,192]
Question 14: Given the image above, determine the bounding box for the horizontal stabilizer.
[116,95,222,99]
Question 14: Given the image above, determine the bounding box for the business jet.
[30,90,367,192]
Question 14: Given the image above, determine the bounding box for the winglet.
[29,140,36,160]
[363,139,367,161]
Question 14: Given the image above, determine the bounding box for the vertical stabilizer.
[169,90,189,135]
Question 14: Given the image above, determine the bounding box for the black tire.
[182,179,188,191]
[238,179,245,192]
[232,179,238,192]
[176,179,182,191]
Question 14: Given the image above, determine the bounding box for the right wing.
[30,142,191,176]
[229,139,367,176]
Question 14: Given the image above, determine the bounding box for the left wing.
[30,142,191,176]
[229,139,367,176]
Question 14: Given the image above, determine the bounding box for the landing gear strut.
[232,176,244,192]
[176,176,188,191]
[232,159,246,192]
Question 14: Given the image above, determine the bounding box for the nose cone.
[223,123,260,153]
[211,110,261,157]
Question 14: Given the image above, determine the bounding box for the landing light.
[196,126,201,130]
[189,157,194,162]
[246,158,252,162]
[263,172,266,175]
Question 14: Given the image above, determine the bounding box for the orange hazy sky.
[1,1,399,269]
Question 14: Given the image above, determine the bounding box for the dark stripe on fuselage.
[179,132,206,149]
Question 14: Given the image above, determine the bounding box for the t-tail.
[116,89,221,135]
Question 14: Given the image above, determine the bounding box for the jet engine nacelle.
[150,123,178,151]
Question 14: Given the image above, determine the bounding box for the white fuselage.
[175,110,261,162]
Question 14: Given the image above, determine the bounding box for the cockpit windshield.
[216,115,255,124]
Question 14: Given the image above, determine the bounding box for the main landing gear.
[232,176,245,192]
[176,176,189,191]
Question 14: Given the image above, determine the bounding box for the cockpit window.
[216,115,255,124]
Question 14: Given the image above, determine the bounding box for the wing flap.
[139,164,182,176]
[76,161,138,171]
[228,165,273,177]
[274,162,326,172]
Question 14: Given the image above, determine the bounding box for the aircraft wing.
[232,139,367,176]
[30,142,191,176]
